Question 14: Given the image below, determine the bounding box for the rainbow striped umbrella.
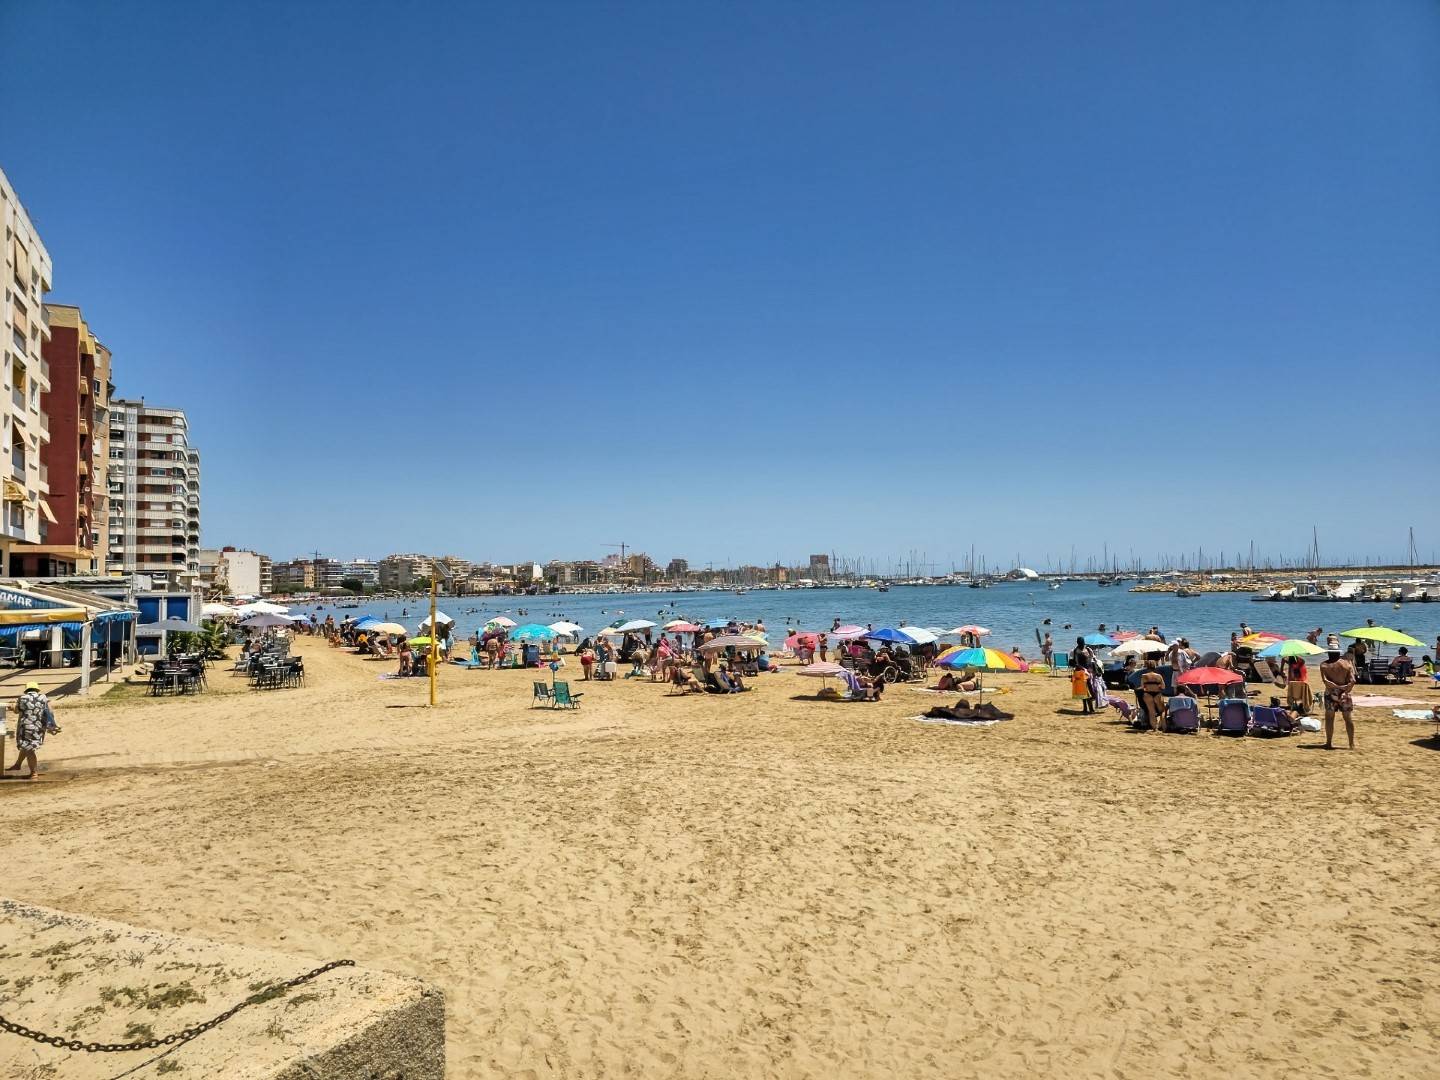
[936,646,1023,670]
[935,646,1021,703]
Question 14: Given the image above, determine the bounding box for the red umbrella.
[1176,666,1243,688]
[1111,630,1140,641]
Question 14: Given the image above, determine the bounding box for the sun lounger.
[1165,695,1200,734]
[1248,704,1297,736]
[1216,698,1251,736]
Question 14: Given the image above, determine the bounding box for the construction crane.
[604,541,628,563]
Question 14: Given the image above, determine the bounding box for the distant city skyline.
[2,2,1436,565]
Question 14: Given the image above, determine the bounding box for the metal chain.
[0,959,355,1053]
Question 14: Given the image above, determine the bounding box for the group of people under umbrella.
[1065,623,1430,743]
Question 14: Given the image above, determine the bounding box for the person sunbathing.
[932,670,980,693]
[671,666,704,693]
[924,699,1012,721]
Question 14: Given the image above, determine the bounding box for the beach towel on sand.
[1351,694,1430,708]
[1392,709,1437,721]
[912,715,999,727]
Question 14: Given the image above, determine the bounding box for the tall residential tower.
[107,399,201,586]
[1,166,54,573]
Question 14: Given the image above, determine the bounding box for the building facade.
[26,304,113,575]
[1,167,54,574]
[379,553,433,591]
[106,399,201,587]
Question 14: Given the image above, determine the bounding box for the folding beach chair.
[1216,698,1251,736]
[532,681,553,706]
[1049,651,1070,677]
[1165,695,1201,734]
[1248,705,1297,736]
[551,681,582,709]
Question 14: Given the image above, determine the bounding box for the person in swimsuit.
[1320,647,1357,750]
[1139,657,1167,732]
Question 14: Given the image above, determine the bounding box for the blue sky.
[2,1,1437,570]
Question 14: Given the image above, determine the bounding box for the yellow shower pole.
[428,577,438,706]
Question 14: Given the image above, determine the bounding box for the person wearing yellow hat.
[6,682,56,780]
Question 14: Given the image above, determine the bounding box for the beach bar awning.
[0,607,89,628]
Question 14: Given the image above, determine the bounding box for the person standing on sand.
[1139,658,1167,732]
[7,682,56,780]
[1320,646,1357,750]
[1041,632,1053,667]
[1071,636,1095,714]
[817,632,828,662]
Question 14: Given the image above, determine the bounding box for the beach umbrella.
[1175,666,1243,688]
[597,626,624,637]
[1256,638,1327,659]
[615,619,657,632]
[863,627,916,644]
[152,617,203,633]
[1082,632,1117,647]
[548,621,584,636]
[794,660,845,693]
[236,601,289,616]
[700,633,767,653]
[1340,626,1424,648]
[352,615,380,628]
[201,602,237,619]
[418,611,456,630]
[1237,631,1285,649]
[240,613,296,629]
[662,621,701,634]
[946,625,991,637]
[786,631,819,648]
[408,635,436,647]
[1111,638,1167,657]
[367,622,408,636]
[706,618,735,629]
[484,616,517,628]
[510,623,557,641]
[831,624,867,639]
[935,647,1023,703]
[1111,630,1140,642]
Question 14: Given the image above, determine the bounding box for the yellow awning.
[39,499,57,525]
[2,480,27,504]
[0,608,88,627]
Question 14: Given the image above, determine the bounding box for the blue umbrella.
[352,615,379,628]
[707,618,734,629]
[1082,633,1116,647]
[510,623,558,641]
[864,627,916,643]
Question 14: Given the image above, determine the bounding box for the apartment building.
[21,304,113,575]
[378,553,433,591]
[106,399,201,587]
[1,166,54,574]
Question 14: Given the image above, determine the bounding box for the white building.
[1,166,54,572]
[106,400,201,587]
[220,549,265,597]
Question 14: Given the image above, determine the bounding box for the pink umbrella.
[796,661,845,676]
[831,624,866,638]
[785,632,819,648]
[665,622,701,633]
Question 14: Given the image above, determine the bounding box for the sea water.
[288,581,1439,656]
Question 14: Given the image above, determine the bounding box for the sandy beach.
[3,638,1438,1078]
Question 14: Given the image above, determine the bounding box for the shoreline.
[3,636,1437,1077]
